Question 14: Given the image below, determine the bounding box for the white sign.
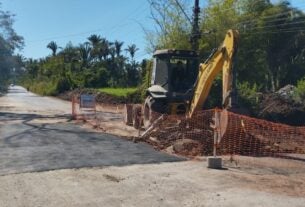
[80,94,95,109]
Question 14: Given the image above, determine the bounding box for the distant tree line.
[20,34,147,95]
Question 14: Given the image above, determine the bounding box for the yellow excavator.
[124,29,239,129]
[188,29,239,117]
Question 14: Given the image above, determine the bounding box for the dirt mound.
[172,139,204,156]
[258,85,305,126]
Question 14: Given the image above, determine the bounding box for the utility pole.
[190,0,200,51]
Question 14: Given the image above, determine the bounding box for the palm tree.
[47,41,58,56]
[114,40,124,57]
[98,38,112,61]
[87,34,102,47]
[79,42,91,66]
[60,42,78,63]
[88,34,102,61]
[109,47,116,60]
[126,44,139,61]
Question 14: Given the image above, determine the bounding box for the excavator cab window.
[151,57,169,90]
[169,57,198,92]
[152,50,198,94]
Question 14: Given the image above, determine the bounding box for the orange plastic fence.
[143,109,305,159]
[72,95,305,162]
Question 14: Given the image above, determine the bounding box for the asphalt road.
[0,86,182,175]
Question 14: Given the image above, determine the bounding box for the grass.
[98,87,137,97]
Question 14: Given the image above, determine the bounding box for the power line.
[173,0,192,24]
[240,19,305,31]
[201,0,305,34]
[103,7,149,37]
[134,51,149,60]
[236,2,305,26]
[241,28,305,35]
[238,15,304,27]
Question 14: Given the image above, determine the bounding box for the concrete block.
[207,157,222,169]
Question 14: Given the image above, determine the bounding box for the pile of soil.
[58,88,141,104]
[258,85,305,126]
[142,112,215,157]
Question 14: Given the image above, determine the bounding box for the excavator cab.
[143,49,199,127]
[151,49,199,94]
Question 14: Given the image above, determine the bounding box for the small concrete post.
[208,109,223,169]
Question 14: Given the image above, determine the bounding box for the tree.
[47,41,58,56]
[235,0,305,91]
[59,42,79,63]
[87,34,102,61]
[98,38,112,61]
[146,0,192,52]
[0,5,24,87]
[114,40,124,57]
[125,44,140,86]
[87,34,102,47]
[79,42,92,67]
[126,44,139,61]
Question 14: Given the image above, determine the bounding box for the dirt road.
[0,86,304,207]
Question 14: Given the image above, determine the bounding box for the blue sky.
[1,0,304,61]
[1,0,154,60]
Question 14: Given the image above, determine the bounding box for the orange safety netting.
[142,109,305,158]
[71,93,305,162]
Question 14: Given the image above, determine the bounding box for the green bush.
[25,75,74,96]
[84,68,109,88]
[295,78,305,103]
[237,82,260,112]
[28,81,57,96]
[56,77,73,94]
[140,60,153,101]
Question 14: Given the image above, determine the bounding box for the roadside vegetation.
[0,3,24,90]
[295,78,305,103]
[4,0,305,113]
[98,88,138,97]
[20,39,146,97]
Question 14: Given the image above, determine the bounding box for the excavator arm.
[188,29,239,118]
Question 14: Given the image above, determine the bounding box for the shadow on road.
[0,111,70,122]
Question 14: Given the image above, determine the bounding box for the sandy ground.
[1,86,305,207]
[75,102,140,137]
[0,161,305,207]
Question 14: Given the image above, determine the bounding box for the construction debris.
[258,85,305,126]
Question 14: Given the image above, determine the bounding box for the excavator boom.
[188,29,239,117]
